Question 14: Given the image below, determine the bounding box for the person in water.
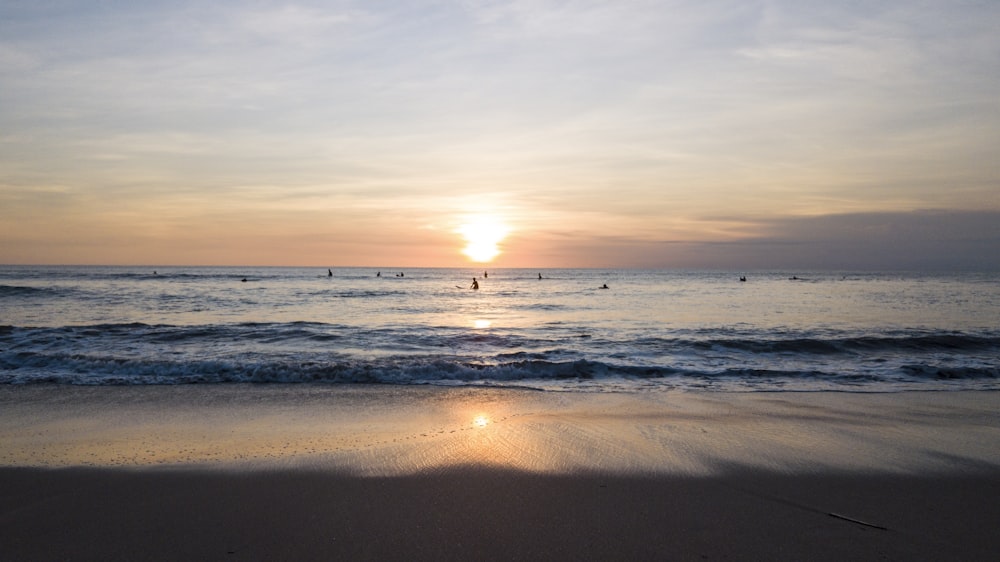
[328,269,332,277]
[484,271,488,279]
[538,273,543,280]
[600,283,609,289]
[471,278,479,290]
[377,271,381,277]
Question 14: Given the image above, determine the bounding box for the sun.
[457,215,510,263]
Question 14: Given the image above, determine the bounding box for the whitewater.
[1,266,998,391]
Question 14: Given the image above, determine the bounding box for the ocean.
[1,265,998,392]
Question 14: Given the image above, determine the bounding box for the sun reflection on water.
[472,414,490,428]
[473,319,492,329]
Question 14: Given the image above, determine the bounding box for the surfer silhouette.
[471,278,479,290]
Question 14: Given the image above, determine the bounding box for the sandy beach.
[2,385,999,560]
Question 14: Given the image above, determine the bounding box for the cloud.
[557,210,1000,270]
[2,1,999,267]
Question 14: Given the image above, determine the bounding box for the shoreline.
[1,385,997,474]
[2,385,999,560]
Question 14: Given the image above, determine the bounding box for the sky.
[1,0,998,269]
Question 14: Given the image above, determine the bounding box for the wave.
[652,333,1000,355]
[2,322,997,389]
[6,322,1000,348]
[0,285,62,298]
[2,351,997,387]
[313,290,408,299]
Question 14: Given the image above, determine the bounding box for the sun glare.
[458,215,509,263]
[472,415,490,428]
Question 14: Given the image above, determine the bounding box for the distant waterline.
[1,266,998,391]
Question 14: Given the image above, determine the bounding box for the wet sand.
[2,385,999,560]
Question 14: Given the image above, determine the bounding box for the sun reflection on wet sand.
[3,386,998,479]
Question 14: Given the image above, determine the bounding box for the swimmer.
[600,284,609,289]
[471,278,479,290]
